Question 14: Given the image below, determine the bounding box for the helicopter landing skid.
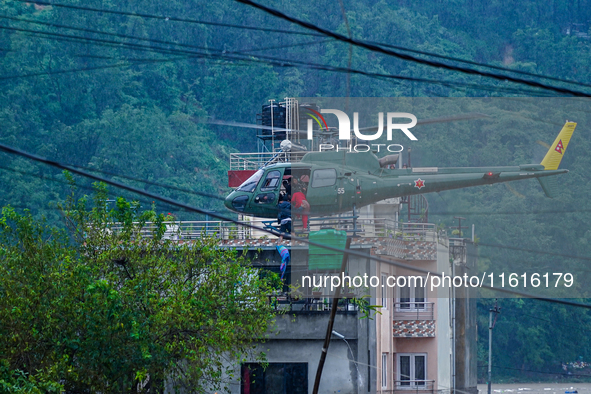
[262,220,281,233]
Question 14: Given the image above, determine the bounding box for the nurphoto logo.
[303,108,417,152]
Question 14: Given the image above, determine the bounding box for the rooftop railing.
[267,293,359,314]
[307,218,437,241]
[229,151,306,170]
[109,218,439,242]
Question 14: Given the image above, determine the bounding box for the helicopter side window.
[260,170,281,191]
[311,169,337,188]
[236,169,264,192]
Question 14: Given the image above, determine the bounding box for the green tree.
[0,182,279,393]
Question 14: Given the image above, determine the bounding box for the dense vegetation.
[1,0,591,384]
[0,182,279,392]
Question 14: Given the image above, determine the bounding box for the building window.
[382,353,388,389]
[241,363,307,394]
[398,277,426,311]
[397,353,427,388]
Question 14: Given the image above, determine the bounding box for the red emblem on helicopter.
[414,178,425,189]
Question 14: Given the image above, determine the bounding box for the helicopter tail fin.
[540,121,576,170]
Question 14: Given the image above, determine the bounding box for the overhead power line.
[10,0,322,37]
[71,165,226,201]
[0,24,557,96]
[0,165,173,209]
[233,0,591,97]
[370,40,591,90]
[10,0,591,91]
[478,242,591,262]
[0,15,333,58]
[0,7,576,95]
[2,140,591,309]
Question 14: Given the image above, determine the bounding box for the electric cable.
[368,40,591,90]
[2,140,591,309]
[9,0,591,91]
[0,165,187,211]
[0,21,562,96]
[70,164,226,201]
[0,15,333,58]
[233,0,591,97]
[9,0,323,38]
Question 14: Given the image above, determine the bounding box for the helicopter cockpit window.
[231,195,249,212]
[311,168,337,188]
[237,169,264,192]
[260,170,281,191]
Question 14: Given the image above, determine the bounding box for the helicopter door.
[253,169,283,206]
[338,171,357,212]
[307,168,338,212]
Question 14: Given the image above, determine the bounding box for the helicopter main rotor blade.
[207,119,292,132]
[207,112,490,135]
[353,112,490,133]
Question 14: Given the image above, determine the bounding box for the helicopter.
[224,121,576,219]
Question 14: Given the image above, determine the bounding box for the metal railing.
[306,218,437,241]
[110,219,273,241]
[229,151,306,170]
[389,380,435,393]
[109,218,440,242]
[267,293,359,314]
[393,302,435,320]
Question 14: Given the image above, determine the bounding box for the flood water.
[478,383,591,394]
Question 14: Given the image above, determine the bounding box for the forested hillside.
[1,0,591,383]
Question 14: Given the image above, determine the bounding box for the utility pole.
[269,99,275,150]
[313,237,352,394]
[453,216,468,238]
[488,300,501,394]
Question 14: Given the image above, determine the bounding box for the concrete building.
[201,206,475,394]
[212,97,478,393]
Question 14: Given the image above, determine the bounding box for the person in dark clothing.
[282,178,292,201]
[277,194,292,241]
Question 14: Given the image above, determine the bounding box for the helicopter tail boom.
[540,121,576,170]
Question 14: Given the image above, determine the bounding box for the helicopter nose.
[224,193,235,211]
[224,192,249,213]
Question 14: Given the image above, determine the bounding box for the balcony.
[393,302,435,338]
[385,380,435,394]
[267,293,359,314]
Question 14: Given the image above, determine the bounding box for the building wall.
[377,235,453,394]
[222,231,462,394]
[227,313,370,394]
[436,240,452,394]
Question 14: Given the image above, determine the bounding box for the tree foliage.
[0,182,279,393]
[1,0,591,383]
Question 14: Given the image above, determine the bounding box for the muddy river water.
[478,383,591,394]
